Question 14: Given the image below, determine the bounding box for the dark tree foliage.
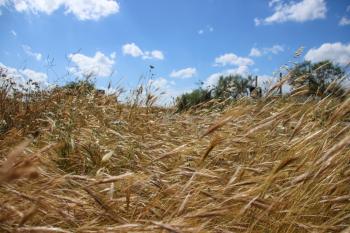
[289,60,345,97]
[176,75,255,111]
[63,80,96,92]
[213,75,253,99]
[57,80,98,97]
[175,88,212,111]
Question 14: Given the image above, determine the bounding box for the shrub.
[61,79,96,94]
[175,88,212,111]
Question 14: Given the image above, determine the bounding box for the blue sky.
[0,0,350,103]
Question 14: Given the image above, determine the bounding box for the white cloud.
[10,30,16,37]
[143,50,164,60]
[0,62,48,88]
[122,43,143,57]
[254,18,261,26]
[13,0,61,14]
[265,45,284,54]
[258,74,277,91]
[64,0,119,20]
[20,68,48,83]
[339,16,350,26]
[2,0,120,20]
[339,5,350,26]
[249,45,284,57]
[305,42,350,66]
[149,77,169,90]
[211,53,254,86]
[255,0,327,25]
[249,48,262,57]
[232,65,250,76]
[148,77,185,105]
[68,51,115,77]
[203,66,250,89]
[22,45,42,61]
[198,25,214,35]
[214,53,254,67]
[122,42,164,60]
[170,67,197,79]
[257,74,291,93]
[204,73,222,89]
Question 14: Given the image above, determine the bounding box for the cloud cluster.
[339,5,350,26]
[22,45,42,61]
[257,74,291,93]
[206,52,255,88]
[198,25,214,35]
[214,53,254,67]
[149,77,173,91]
[339,17,350,26]
[249,45,284,57]
[249,48,262,57]
[170,67,197,79]
[20,68,48,83]
[0,0,120,20]
[203,66,250,89]
[0,62,48,88]
[68,51,116,78]
[255,0,327,25]
[122,43,164,60]
[305,42,350,65]
[148,77,184,105]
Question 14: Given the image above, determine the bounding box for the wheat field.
[0,85,350,233]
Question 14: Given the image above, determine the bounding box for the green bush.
[62,80,96,93]
[175,88,212,111]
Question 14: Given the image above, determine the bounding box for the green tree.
[63,80,95,92]
[289,60,345,97]
[213,75,253,99]
[175,74,256,111]
[175,88,212,111]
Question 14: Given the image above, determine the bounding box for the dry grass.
[0,83,350,232]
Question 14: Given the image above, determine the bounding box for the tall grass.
[0,67,350,232]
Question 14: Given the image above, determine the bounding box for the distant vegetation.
[176,74,258,111]
[288,60,346,97]
[62,79,96,93]
[175,87,212,112]
[176,60,347,111]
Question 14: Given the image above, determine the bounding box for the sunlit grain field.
[1,86,350,233]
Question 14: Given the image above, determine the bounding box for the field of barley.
[0,85,350,233]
